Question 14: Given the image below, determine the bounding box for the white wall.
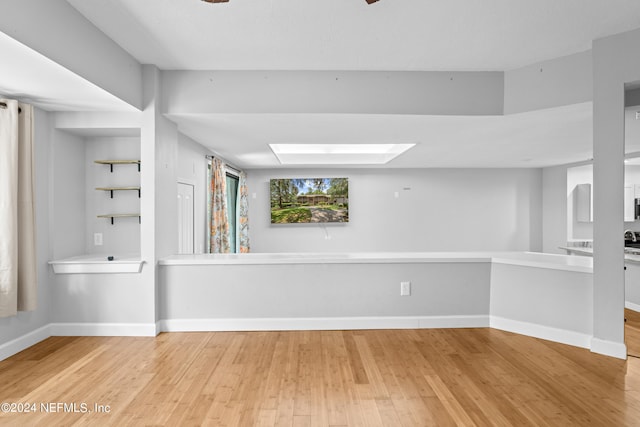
[51,273,154,328]
[626,263,640,309]
[625,165,640,231]
[588,27,640,356]
[52,132,142,258]
[0,0,142,109]
[47,66,179,332]
[0,108,52,351]
[52,130,86,259]
[490,263,593,348]
[177,134,210,254]
[247,168,542,253]
[160,262,492,324]
[46,66,178,333]
[542,162,640,252]
[163,70,504,116]
[504,51,592,114]
[85,136,141,255]
[542,165,567,254]
[567,164,594,241]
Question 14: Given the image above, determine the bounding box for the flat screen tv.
[270,178,349,224]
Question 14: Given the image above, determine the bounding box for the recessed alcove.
[51,127,142,273]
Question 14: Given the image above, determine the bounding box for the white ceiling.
[66,0,640,71]
[8,1,640,168]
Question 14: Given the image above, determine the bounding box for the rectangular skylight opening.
[269,143,415,165]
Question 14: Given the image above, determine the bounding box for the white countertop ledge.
[49,254,145,274]
[159,252,492,265]
[559,246,640,264]
[492,252,593,273]
[159,252,594,273]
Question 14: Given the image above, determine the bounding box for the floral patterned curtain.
[209,158,230,253]
[236,171,250,253]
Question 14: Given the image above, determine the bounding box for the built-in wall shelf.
[49,254,144,274]
[96,186,141,198]
[95,157,141,224]
[94,159,141,172]
[98,213,141,225]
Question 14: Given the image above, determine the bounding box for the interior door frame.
[177,178,196,255]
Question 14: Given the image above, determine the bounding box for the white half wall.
[247,168,542,253]
[490,262,593,349]
[50,273,155,325]
[159,262,492,326]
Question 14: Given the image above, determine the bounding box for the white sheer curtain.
[0,99,37,317]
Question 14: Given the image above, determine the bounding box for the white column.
[590,28,640,358]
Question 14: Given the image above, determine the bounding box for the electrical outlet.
[94,233,103,246]
[400,281,411,296]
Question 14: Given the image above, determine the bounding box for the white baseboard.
[490,316,591,349]
[158,315,490,332]
[0,317,626,363]
[0,324,51,362]
[420,315,489,329]
[49,323,157,337]
[626,301,640,312]
[590,337,627,360]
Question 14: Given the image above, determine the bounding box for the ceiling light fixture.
[269,143,415,165]
[201,0,229,3]
[366,0,380,3]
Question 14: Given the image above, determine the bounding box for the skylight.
[269,143,416,165]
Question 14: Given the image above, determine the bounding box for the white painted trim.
[159,252,593,272]
[625,301,640,312]
[490,316,592,349]
[177,177,196,186]
[49,323,157,337]
[0,324,51,362]
[158,315,490,332]
[590,337,628,360]
[3,316,630,364]
[419,315,489,329]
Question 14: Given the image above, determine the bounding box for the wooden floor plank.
[2,326,640,426]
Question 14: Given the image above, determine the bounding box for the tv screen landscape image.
[270,178,349,224]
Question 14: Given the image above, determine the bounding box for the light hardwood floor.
[1,327,640,426]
